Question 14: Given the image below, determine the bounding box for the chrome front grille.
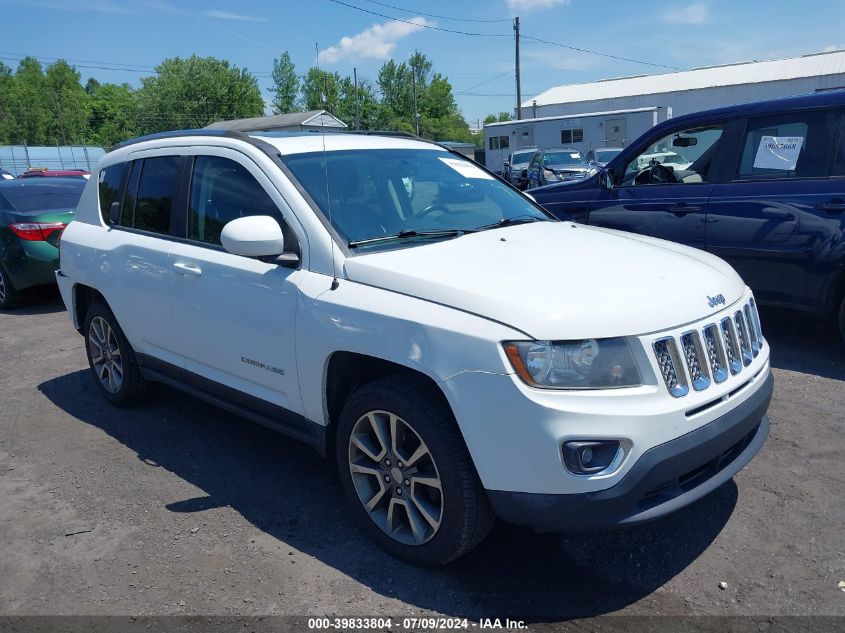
[652,298,763,398]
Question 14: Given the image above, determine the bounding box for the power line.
[0,51,156,71]
[325,0,684,71]
[454,69,513,94]
[360,0,511,23]
[520,34,685,71]
[325,0,511,37]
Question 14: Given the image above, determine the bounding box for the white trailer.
[483,106,671,174]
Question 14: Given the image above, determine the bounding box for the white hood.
[343,222,746,340]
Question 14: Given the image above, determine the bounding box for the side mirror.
[603,170,614,191]
[220,215,285,258]
[504,161,510,167]
[108,201,120,225]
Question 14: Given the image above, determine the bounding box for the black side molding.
[137,354,327,456]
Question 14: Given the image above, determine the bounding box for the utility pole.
[353,67,360,131]
[412,70,419,136]
[514,16,522,120]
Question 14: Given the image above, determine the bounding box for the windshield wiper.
[348,228,475,249]
[474,216,546,232]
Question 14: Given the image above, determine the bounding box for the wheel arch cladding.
[324,352,458,455]
[73,284,108,332]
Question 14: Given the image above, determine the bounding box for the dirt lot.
[0,291,843,623]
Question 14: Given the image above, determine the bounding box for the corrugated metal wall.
[0,146,106,176]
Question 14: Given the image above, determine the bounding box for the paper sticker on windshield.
[753,136,804,170]
[569,153,580,159]
[439,157,493,180]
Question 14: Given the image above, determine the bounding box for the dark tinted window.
[98,164,126,224]
[0,180,84,212]
[188,156,282,246]
[134,157,181,234]
[737,109,839,180]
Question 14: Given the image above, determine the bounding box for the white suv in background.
[56,130,773,566]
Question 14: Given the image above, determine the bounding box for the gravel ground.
[0,291,843,623]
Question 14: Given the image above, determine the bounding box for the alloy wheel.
[0,271,6,304]
[348,410,443,546]
[88,316,124,394]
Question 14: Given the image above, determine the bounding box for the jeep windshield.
[283,148,550,250]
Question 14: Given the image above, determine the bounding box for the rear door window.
[133,156,181,234]
[737,109,840,180]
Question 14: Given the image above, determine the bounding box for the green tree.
[270,51,299,114]
[483,111,512,124]
[0,62,14,144]
[300,67,340,112]
[335,75,380,130]
[10,57,51,145]
[44,60,90,144]
[134,55,264,134]
[376,51,472,141]
[87,82,137,146]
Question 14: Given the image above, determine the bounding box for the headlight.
[503,338,642,389]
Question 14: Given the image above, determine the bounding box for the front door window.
[621,126,724,186]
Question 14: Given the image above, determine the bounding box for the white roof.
[254,133,441,156]
[525,49,845,107]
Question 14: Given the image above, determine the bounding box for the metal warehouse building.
[484,49,845,173]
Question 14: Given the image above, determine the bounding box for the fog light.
[562,440,620,475]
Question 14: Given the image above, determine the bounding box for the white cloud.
[662,3,710,25]
[203,9,266,22]
[318,18,431,64]
[505,0,569,12]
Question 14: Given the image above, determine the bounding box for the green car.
[0,177,85,309]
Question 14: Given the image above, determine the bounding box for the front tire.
[336,375,494,566]
[84,302,147,406]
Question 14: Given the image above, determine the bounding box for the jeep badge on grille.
[707,294,726,308]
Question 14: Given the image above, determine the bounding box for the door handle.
[668,203,700,217]
[815,198,845,212]
[173,261,202,277]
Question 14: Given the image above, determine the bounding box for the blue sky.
[1,0,843,126]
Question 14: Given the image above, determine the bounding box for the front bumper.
[487,372,773,532]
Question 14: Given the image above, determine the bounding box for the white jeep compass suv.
[56,129,773,566]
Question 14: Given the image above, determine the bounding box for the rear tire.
[335,375,494,566]
[84,302,147,406]
[0,265,22,310]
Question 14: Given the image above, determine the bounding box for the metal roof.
[206,110,347,131]
[485,106,658,128]
[525,49,845,107]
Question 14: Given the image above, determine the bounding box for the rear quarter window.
[98,163,127,224]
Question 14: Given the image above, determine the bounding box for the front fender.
[294,275,522,426]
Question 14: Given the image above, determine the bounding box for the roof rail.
[343,129,427,140]
[109,128,253,152]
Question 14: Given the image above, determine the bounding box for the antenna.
[315,42,340,291]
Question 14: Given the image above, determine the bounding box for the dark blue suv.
[531,90,845,342]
